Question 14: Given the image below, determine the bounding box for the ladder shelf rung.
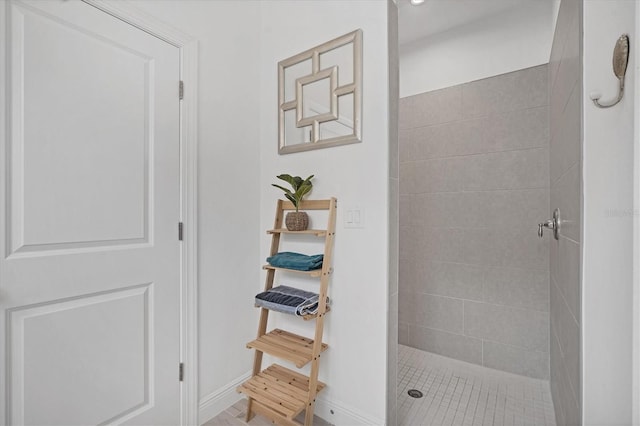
[267,228,327,237]
[301,305,330,320]
[237,364,326,421]
[247,329,328,368]
[281,199,333,211]
[254,304,331,321]
[251,400,300,426]
[262,264,331,278]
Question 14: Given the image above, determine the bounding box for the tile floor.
[398,345,556,426]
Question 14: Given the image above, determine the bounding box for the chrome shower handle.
[538,220,555,238]
[538,209,561,240]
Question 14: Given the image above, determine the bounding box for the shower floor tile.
[398,345,556,426]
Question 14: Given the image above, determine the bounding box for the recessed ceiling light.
[410,0,425,5]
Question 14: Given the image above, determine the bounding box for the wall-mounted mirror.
[278,29,362,154]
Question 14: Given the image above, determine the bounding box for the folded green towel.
[266,252,324,271]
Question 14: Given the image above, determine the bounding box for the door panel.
[14,285,150,425]
[11,1,152,254]
[1,1,181,424]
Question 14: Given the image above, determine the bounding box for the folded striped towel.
[255,285,328,316]
[266,252,324,271]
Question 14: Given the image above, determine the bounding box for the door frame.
[80,1,200,424]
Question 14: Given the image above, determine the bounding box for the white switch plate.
[344,206,365,229]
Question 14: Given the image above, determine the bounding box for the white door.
[0,0,182,424]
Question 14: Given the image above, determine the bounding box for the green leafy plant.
[272,174,314,212]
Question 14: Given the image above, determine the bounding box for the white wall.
[117,2,391,424]
[583,1,636,423]
[127,0,262,419]
[258,2,390,424]
[399,1,557,97]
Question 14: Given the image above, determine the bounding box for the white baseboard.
[198,371,251,425]
[315,395,385,426]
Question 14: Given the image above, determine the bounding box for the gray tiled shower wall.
[398,64,550,380]
[548,0,582,424]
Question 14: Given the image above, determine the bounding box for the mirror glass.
[320,43,353,86]
[278,29,362,154]
[284,109,310,146]
[319,93,354,140]
[283,59,311,103]
[301,78,332,119]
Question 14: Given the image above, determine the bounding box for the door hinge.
[179,362,184,382]
[178,222,183,241]
[179,81,184,100]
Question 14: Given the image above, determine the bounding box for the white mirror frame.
[278,29,362,155]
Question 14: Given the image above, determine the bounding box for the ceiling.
[398,0,545,46]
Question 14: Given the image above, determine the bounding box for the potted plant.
[272,174,314,231]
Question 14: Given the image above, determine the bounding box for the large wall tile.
[551,163,581,243]
[422,227,487,266]
[388,291,399,408]
[389,178,399,296]
[399,195,412,227]
[411,192,482,229]
[550,220,560,284]
[413,293,464,333]
[461,65,548,119]
[550,276,563,351]
[550,328,567,426]
[398,257,419,293]
[398,225,415,260]
[549,0,579,91]
[550,12,580,134]
[464,148,549,191]
[464,301,549,352]
[563,378,581,426]
[390,126,399,180]
[550,85,581,182]
[398,290,416,325]
[420,261,484,301]
[483,267,549,312]
[398,106,548,163]
[399,119,481,162]
[483,228,548,270]
[389,292,399,333]
[399,257,483,300]
[408,325,483,365]
[551,282,580,402]
[399,86,461,129]
[485,106,550,152]
[548,50,561,110]
[401,149,548,195]
[398,162,418,195]
[557,237,581,323]
[483,341,549,379]
[400,156,474,194]
[399,322,409,345]
[409,189,548,231]
[481,189,549,231]
[552,327,581,426]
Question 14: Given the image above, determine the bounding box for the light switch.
[344,207,365,229]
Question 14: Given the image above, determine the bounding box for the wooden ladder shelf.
[237,198,337,426]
